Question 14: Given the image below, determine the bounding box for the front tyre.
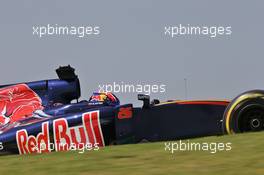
[223,90,264,134]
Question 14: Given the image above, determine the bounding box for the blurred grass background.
[0,132,263,175]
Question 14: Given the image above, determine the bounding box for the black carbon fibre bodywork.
[131,103,228,142]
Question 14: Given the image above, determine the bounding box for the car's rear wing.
[56,65,78,81]
[0,65,81,106]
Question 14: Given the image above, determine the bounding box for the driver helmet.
[88,92,120,106]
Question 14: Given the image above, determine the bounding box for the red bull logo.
[16,110,105,154]
[0,84,43,125]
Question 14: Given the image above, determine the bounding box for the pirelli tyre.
[223,90,264,134]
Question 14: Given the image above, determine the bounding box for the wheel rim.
[238,108,264,132]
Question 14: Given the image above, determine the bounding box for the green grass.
[0,132,263,175]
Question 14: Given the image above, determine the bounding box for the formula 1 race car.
[0,65,263,155]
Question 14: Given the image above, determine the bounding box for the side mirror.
[151,99,160,105]
[138,94,150,109]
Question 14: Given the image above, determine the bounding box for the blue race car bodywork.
[0,66,264,155]
[0,66,133,154]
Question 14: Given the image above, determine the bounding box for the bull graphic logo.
[0,84,43,125]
